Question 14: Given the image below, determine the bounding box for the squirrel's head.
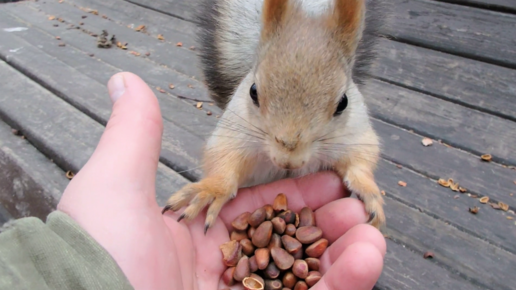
[238,0,368,170]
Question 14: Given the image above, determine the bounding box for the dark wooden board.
[0,117,69,220]
[364,79,516,166]
[62,0,198,44]
[382,197,516,290]
[385,0,516,69]
[123,0,200,23]
[375,239,484,290]
[372,38,516,122]
[0,61,189,204]
[437,0,516,12]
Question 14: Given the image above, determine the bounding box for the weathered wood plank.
[363,79,516,166]
[385,0,516,68]
[372,38,516,122]
[438,0,516,12]
[123,0,199,23]
[0,117,69,220]
[375,239,484,290]
[0,61,189,205]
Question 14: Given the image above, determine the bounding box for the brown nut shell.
[250,274,265,288]
[268,233,282,250]
[248,207,267,228]
[233,256,250,282]
[243,276,264,290]
[265,262,281,279]
[278,210,296,224]
[305,271,322,287]
[271,247,295,270]
[264,279,283,290]
[296,226,323,244]
[222,267,236,286]
[252,221,273,248]
[305,238,328,258]
[249,255,259,273]
[263,205,275,220]
[220,240,242,267]
[255,248,270,270]
[293,249,304,260]
[281,235,302,255]
[273,193,288,212]
[232,212,251,231]
[282,271,298,289]
[271,217,286,234]
[285,224,297,236]
[299,207,315,227]
[248,227,256,239]
[231,230,249,242]
[294,281,308,290]
[292,259,309,279]
[241,239,255,256]
[305,258,320,271]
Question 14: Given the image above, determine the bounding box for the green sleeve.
[0,211,134,290]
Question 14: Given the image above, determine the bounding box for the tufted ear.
[261,0,290,41]
[330,0,366,54]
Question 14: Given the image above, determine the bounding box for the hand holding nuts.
[221,193,327,289]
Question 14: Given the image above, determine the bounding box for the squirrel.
[162,0,390,233]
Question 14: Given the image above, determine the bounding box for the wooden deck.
[0,0,515,288]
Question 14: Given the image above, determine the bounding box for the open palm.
[57,72,385,290]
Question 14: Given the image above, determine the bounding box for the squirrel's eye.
[250,83,259,107]
[334,94,348,116]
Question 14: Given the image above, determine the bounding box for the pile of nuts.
[219,193,327,290]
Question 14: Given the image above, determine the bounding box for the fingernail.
[108,73,126,103]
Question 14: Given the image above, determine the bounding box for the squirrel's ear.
[261,0,289,41]
[330,0,366,54]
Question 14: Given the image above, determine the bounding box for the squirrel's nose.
[275,136,298,151]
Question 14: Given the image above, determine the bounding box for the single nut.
[232,212,251,231]
[299,207,316,227]
[305,271,322,287]
[305,258,320,271]
[294,281,308,290]
[222,267,236,286]
[252,221,273,248]
[265,262,280,279]
[264,279,283,290]
[243,276,264,290]
[292,259,309,279]
[263,205,275,220]
[281,235,302,255]
[249,255,258,273]
[250,274,265,287]
[285,224,297,236]
[233,256,250,282]
[231,230,249,242]
[271,217,286,234]
[282,271,298,289]
[249,207,267,228]
[248,227,256,239]
[220,240,242,267]
[273,193,288,212]
[271,247,295,270]
[296,226,323,244]
[278,210,296,224]
[305,238,328,258]
[255,248,270,270]
[268,233,282,250]
[241,239,255,256]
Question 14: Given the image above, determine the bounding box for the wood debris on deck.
[0,0,515,289]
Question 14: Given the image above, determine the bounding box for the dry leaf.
[65,171,75,180]
[481,154,492,162]
[129,51,141,56]
[157,34,164,40]
[156,87,166,93]
[450,183,460,192]
[196,102,203,109]
[469,207,479,214]
[421,138,433,147]
[135,24,146,32]
[381,190,386,196]
[438,179,450,188]
[116,42,127,49]
[169,84,175,89]
[479,196,489,204]
[499,202,509,211]
[48,15,56,20]
[176,42,183,47]
[459,187,467,193]
[398,181,407,187]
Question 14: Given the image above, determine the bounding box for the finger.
[59,72,163,214]
[319,224,387,274]
[312,242,383,290]
[219,171,349,229]
[314,198,368,244]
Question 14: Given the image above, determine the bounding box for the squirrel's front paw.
[162,177,236,233]
[345,168,386,229]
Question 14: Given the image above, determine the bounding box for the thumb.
[58,72,163,215]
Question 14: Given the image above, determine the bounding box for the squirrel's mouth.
[271,157,306,171]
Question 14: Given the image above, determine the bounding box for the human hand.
[57,72,386,290]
